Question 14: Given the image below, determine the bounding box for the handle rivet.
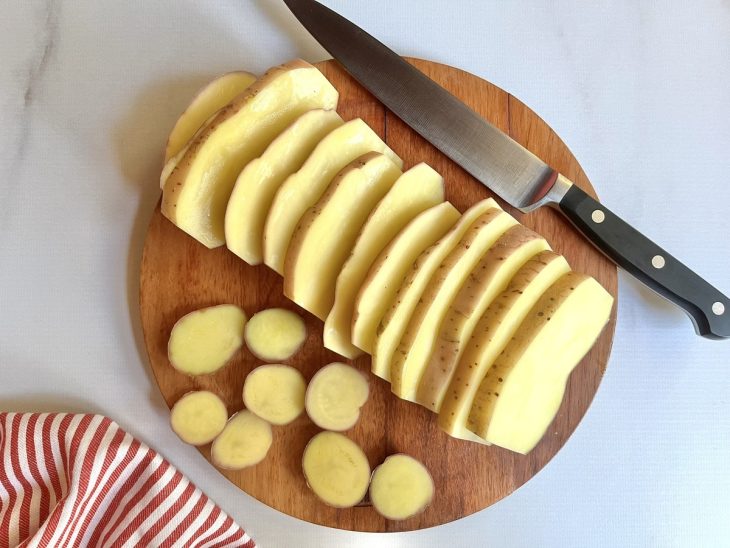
[712,302,725,316]
[591,210,605,223]
[651,255,666,269]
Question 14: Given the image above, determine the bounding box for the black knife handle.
[558,184,730,339]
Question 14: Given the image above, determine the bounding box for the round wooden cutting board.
[140,58,617,532]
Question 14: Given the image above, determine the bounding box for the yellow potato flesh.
[168,304,246,375]
[371,198,498,381]
[305,363,369,431]
[351,202,460,354]
[162,60,339,248]
[242,364,306,425]
[302,432,370,508]
[415,225,550,412]
[437,251,570,443]
[165,71,257,163]
[324,163,445,358]
[225,109,343,264]
[244,308,307,362]
[370,454,434,520]
[263,119,402,274]
[467,273,614,453]
[211,411,273,470]
[390,209,518,400]
[283,153,401,320]
[170,391,228,446]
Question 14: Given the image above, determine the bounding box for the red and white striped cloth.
[0,413,255,548]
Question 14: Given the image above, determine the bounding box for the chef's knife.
[283,0,729,339]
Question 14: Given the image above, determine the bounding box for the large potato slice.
[351,202,460,354]
[467,272,613,453]
[323,163,445,358]
[415,225,550,412]
[283,153,401,320]
[164,71,257,163]
[389,209,518,400]
[225,109,344,264]
[161,59,339,248]
[437,251,570,443]
[371,199,498,381]
[263,119,403,273]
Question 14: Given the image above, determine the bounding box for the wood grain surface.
[140,58,618,532]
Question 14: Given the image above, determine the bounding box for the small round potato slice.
[168,304,247,375]
[302,431,370,508]
[243,364,306,425]
[211,411,273,470]
[369,454,434,520]
[170,391,228,446]
[305,363,369,431]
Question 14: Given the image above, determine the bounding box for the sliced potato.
[305,363,369,431]
[369,454,434,521]
[211,411,273,469]
[467,272,614,453]
[389,209,518,400]
[415,225,550,412]
[244,308,307,362]
[351,202,460,354]
[170,391,228,446]
[168,304,246,375]
[161,59,339,248]
[438,251,570,443]
[302,432,370,508]
[164,71,257,163]
[283,153,402,320]
[263,119,403,273]
[242,364,306,425]
[371,198,498,381]
[225,109,344,264]
[323,163,445,358]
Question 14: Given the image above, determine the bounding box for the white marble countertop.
[2,1,730,546]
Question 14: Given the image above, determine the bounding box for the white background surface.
[2,1,730,546]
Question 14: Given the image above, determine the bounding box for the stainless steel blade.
[283,0,558,209]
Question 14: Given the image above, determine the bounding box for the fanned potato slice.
[242,364,306,425]
[467,272,614,453]
[351,202,460,354]
[283,153,401,320]
[244,308,307,362]
[162,59,338,248]
[170,391,228,446]
[415,225,550,412]
[211,411,273,469]
[438,251,570,443]
[370,454,434,521]
[225,109,344,264]
[389,209,518,400]
[164,71,257,163]
[168,304,246,375]
[305,363,369,431]
[264,119,403,273]
[371,198,498,381]
[302,432,370,508]
[324,163,445,358]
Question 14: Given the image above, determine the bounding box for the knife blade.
[283,0,730,339]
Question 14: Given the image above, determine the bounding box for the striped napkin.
[0,413,255,548]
